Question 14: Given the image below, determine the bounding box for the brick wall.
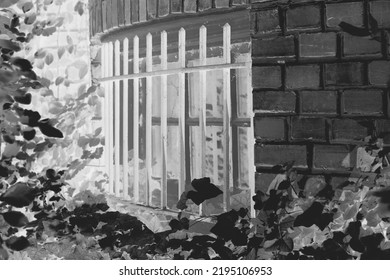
[89,0,249,37]
[252,0,390,191]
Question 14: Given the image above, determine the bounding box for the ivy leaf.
[14,93,32,105]
[186,177,222,205]
[5,236,30,251]
[22,2,34,13]
[57,46,66,59]
[24,14,36,25]
[294,201,324,228]
[55,76,64,85]
[0,39,21,51]
[10,58,33,71]
[45,53,54,65]
[0,182,38,207]
[1,211,29,227]
[38,120,64,138]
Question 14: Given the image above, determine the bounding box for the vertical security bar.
[114,40,121,197]
[222,23,231,211]
[122,38,129,199]
[102,43,109,193]
[161,31,168,209]
[133,36,140,203]
[108,42,114,194]
[178,28,186,196]
[145,33,153,206]
[199,25,207,215]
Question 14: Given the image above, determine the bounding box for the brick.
[139,0,147,21]
[158,0,170,17]
[184,0,197,13]
[343,89,383,115]
[215,0,230,8]
[326,2,364,28]
[253,91,296,113]
[286,65,320,89]
[198,0,212,11]
[376,119,390,136]
[256,9,280,33]
[325,62,364,86]
[171,0,182,13]
[131,0,139,23]
[287,4,321,29]
[343,33,382,56]
[252,36,295,57]
[252,66,282,89]
[371,1,390,28]
[332,119,369,141]
[255,118,286,140]
[313,145,355,170]
[301,91,337,114]
[147,0,157,19]
[232,0,247,5]
[250,12,257,33]
[300,33,337,57]
[255,145,307,167]
[255,173,279,193]
[369,61,390,86]
[291,117,326,140]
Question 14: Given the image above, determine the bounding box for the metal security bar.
[99,24,251,214]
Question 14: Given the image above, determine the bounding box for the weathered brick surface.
[256,9,280,33]
[147,0,157,19]
[253,91,296,113]
[369,61,390,86]
[255,145,308,167]
[291,117,326,140]
[313,145,355,170]
[286,65,320,89]
[371,1,390,28]
[300,91,337,114]
[158,0,170,17]
[215,0,230,8]
[343,33,382,56]
[252,36,295,57]
[286,4,321,29]
[184,0,197,13]
[255,118,286,140]
[300,33,337,57]
[252,66,282,89]
[325,63,364,86]
[343,90,383,115]
[326,2,364,28]
[332,119,369,141]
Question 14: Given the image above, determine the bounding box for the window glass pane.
[235,53,250,118]
[150,126,162,207]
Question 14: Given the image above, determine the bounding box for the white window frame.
[99,24,255,216]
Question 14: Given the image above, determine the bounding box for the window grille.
[99,23,254,216]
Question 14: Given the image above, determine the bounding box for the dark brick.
[313,145,356,170]
[343,89,383,115]
[291,117,326,140]
[343,33,382,56]
[252,66,282,89]
[286,65,320,89]
[286,4,321,29]
[215,0,230,8]
[147,0,157,19]
[252,36,295,57]
[369,61,390,86]
[326,2,364,28]
[256,9,280,33]
[131,0,139,23]
[255,173,279,193]
[255,145,307,167]
[255,118,286,140]
[171,0,182,13]
[184,0,197,13]
[232,0,247,5]
[332,119,369,141]
[301,91,337,114]
[253,91,296,113]
[198,0,212,11]
[371,1,390,28]
[299,33,337,57]
[158,0,170,17]
[325,62,364,86]
[376,119,390,136]
[250,13,257,33]
[139,0,147,21]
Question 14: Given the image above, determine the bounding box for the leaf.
[55,76,64,85]
[2,211,29,227]
[45,53,54,65]
[38,121,64,138]
[0,182,37,207]
[186,177,223,205]
[66,35,73,45]
[5,236,30,251]
[10,58,33,71]
[24,14,37,25]
[22,2,34,13]
[79,63,89,79]
[0,39,21,51]
[339,22,370,37]
[58,46,66,59]
[2,143,20,158]
[14,93,32,105]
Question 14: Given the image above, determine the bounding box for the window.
[99,20,254,216]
